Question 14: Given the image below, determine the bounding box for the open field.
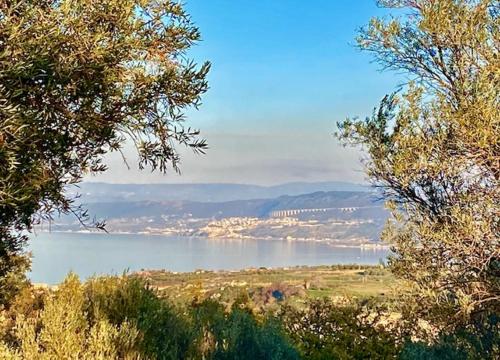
[135,265,398,308]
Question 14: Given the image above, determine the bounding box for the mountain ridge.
[71,181,371,203]
[68,190,385,220]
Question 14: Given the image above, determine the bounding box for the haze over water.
[29,232,388,284]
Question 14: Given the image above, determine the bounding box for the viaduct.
[269,207,360,218]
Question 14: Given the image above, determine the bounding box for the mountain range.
[70,181,370,203]
[76,190,384,220]
[54,182,387,242]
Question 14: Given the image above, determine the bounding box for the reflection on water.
[29,232,388,284]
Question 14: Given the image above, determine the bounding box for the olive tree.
[0,0,210,300]
[337,0,499,326]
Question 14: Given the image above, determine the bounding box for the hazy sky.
[88,0,402,186]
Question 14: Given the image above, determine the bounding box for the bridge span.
[269,207,361,218]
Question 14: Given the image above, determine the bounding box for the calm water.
[28,232,388,284]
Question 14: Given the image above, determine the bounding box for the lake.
[28,232,388,284]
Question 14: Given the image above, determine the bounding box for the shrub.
[280,299,400,359]
[0,254,31,307]
[191,299,299,360]
[85,275,195,359]
[2,273,141,359]
[0,274,299,359]
[400,314,499,360]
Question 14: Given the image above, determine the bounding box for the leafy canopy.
[0,0,210,287]
[337,0,499,325]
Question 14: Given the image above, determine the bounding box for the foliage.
[6,272,498,359]
[0,254,30,307]
[0,274,302,360]
[191,299,299,360]
[400,314,499,360]
[337,0,499,326]
[85,275,194,359]
[1,274,141,359]
[0,0,210,288]
[280,298,401,359]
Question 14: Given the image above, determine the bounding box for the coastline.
[33,229,391,250]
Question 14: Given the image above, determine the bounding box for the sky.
[89,0,402,186]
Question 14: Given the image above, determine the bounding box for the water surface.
[29,232,388,284]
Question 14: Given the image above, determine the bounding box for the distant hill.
[69,181,371,203]
[68,191,385,221]
[52,190,388,241]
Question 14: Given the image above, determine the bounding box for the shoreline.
[32,229,391,250]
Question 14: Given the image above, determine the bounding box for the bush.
[280,299,400,359]
[0,274,299,359]
[84,275,194,359]
[0,254,31,307]
[191,299,299,359]
[400,314,499,360]
[6,272,491,359]
[1,274,141,359]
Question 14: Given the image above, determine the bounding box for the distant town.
[40,182,390,248]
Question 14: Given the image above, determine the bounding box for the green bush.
[0,274,300,359]
[0,254,31,307]
[190,299,299,360]
[0,274,141,359]
[4,272,491,359]
[400,314,499,360]
[280,299,400,359]
[85,275,195,359]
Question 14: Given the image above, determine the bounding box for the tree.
[0,0,210,299]
[337,0,499,326]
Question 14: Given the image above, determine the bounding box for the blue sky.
[92,0,403,185]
